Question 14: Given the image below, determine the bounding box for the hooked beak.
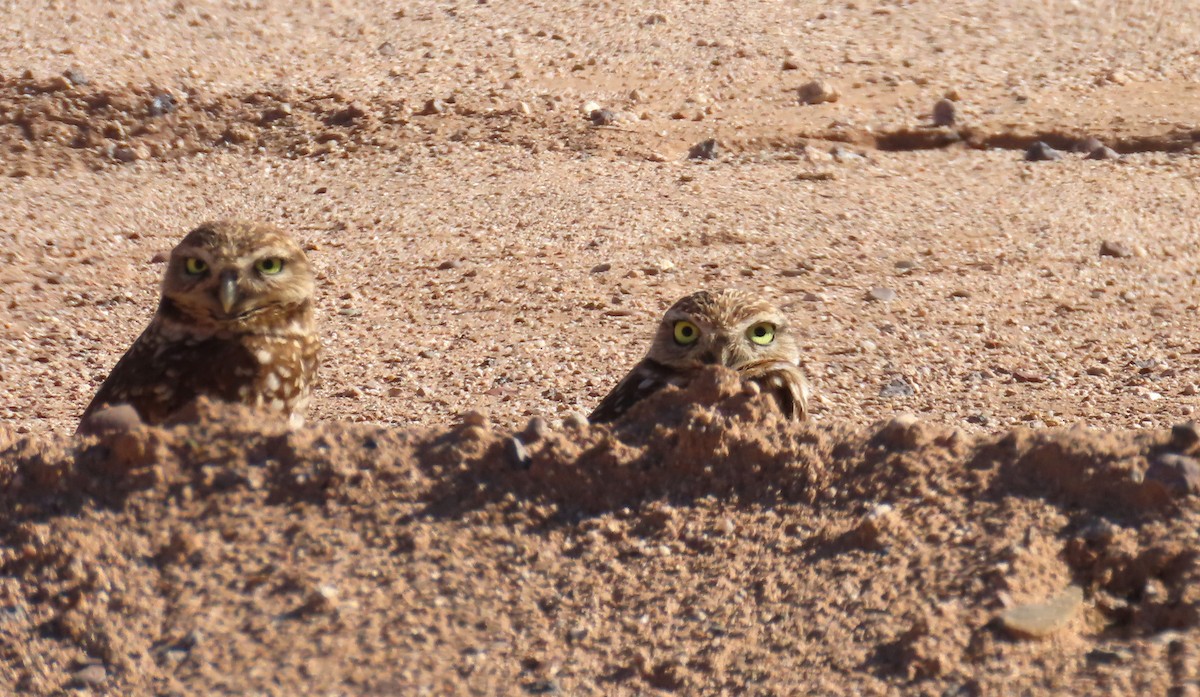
[218,272,239,315]
[699,338,733,366]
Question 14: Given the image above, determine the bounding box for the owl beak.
[699,338,734,366]
[218,272,239,315]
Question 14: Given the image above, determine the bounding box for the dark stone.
[1024,141,1061,162]
[589,108,616,126]
[687,138,719,160]
[507,437,532,469]
[932,98,956,127]
[1099,240,1133,258]
[1171,422,1200,451]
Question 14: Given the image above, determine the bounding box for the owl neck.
[157,297,314,336]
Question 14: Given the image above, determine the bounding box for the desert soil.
[3,0,1200,694]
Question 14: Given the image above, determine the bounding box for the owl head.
[160,221,314,330]
[646,289,800,370]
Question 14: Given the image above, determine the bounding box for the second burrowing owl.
[78,220,319,430]
[589,289,811,423]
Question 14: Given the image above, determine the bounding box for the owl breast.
[240,332,320,422]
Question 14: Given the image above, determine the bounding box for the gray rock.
[1086,145,1121,160]
[1146,453,1200,496]
[589,109,616,126]
[932,98,956,127]
[688,138,720,160]
[998,585,1083,639]
[71,664,107,686]
[77,403,142,436]
[866,287,897,302]
[521,416,551,444]
[880,377,915,398]
[507,437,532,469]
[1024,141,1061,162]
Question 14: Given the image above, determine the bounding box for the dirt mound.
[3,368,1199,695]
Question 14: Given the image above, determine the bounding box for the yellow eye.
[184,258,208,275]
[255,257,284,275]
[748,322,776,345]
[673,320,700,345]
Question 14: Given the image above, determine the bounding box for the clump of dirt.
[3,369,1199,695]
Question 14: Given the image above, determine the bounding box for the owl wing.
[740,360,811,421]
[78,325,259,430]
[588,358,684,424]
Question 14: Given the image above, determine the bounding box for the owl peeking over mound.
[78,221,319,432]
[589,289,811,424]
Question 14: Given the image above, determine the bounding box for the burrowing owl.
[589,289,811,423]
[77,220,319,431]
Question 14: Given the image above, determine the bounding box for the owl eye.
[184,258,208,275]
[255,257,285,275]
[747,322,776,345]
[673,320,700,345]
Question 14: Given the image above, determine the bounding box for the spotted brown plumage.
[78,221,319,431]
[589,289,811,424]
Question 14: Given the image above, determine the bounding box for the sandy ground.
[4,0,1200,694]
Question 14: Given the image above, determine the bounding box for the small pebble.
[1024,141,1061,162]
[521,416,551,443]
[688,138,720,160]
[77,403,142,436]
[71,664,107,686]
[437,260,462,270]
[589,109,616,126]
[1099,241,1133,259]
[866,287,897,302]
[798,80,839,105]
[998,586,1083,639]
[1012,369,1044,383]
[507,436,532,469]
[1074,137,1105,153]
[148,92,176,117]
[63,69,88,86]
[112,146,142,163]
[590,263,611,273]
[562,412,589,429]
[782,59,799,71]
[420,98,447,115]
[300,584,339,615]
[879,377,915,398]
[932,98,956,126]
[1086,146,1120,160]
